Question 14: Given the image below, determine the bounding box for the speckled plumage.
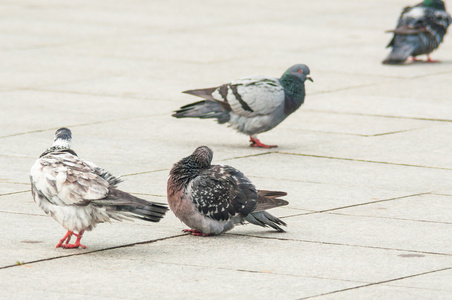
[30,128,168,248]
[167,146,288,235]
[383,0,451,64]
[172,64,313,148]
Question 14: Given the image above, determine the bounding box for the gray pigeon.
[167,146,288,236]
[30,128,168,249]
[383,0,452,64]
[172,64,313,148]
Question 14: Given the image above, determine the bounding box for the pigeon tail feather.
[245,211,287,232]
[95,167,123,187]
[172,100,230,124]
[383,42,415,64]
[255,190,288,211]
[96,188,168,223]
[183,88,218,101]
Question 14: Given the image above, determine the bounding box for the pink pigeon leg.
[410,56,422,62]
[55,230,73,248]
[63,230,86,249]
[183,229,211,237]
[426,54,439,63]
[249,137,277,148]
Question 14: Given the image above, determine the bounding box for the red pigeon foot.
[55,230,73,248]
[249,137,277,148]
[426,55,439,63]
[63,230,86,249]
[409,56,421,62]
[183,229,211,237]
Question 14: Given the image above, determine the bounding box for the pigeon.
[30,128,168,249]
[383,0,452,64]
[167,146,288,236]
[172,64,313,148]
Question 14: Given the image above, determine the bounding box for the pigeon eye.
[298,69,303,74]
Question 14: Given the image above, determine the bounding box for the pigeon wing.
[30,152,110,206]
[187,165,257,221]
[208,77,285,118]
[394,6,451,39]
[424,9,452,44]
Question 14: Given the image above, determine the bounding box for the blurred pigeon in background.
[383,0,451,64]
[30,128,168,249]
[173,64,313,148]
[167,146,288,236]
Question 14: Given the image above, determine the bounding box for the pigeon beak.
[306,76,313,82]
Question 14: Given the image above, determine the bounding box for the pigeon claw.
[410,55,440,63]
[249,137,277,149]
[55,230,73,248]
[183,229,211,237]
[63,242,87,249]
[56,230,86,249]
[426,55,439,63]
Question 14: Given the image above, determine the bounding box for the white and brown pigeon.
[172,64,313,148]
[383,0,451,64]
[167,146,288,236]
[30,128,168,249]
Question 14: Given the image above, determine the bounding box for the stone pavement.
[1,0,451,299]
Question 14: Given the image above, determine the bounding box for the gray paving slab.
[286,124,452,169]
[328,193,452,224]
[228,153,452,193]
[0,210,183,268]
[278,213,451,254]
[307,88,452,121]
[0,183,29,195]
[306,283,451,300]
[2,256,356,300]
[1,0,452,299]
[388,268,452,292]
[280,110,439,136]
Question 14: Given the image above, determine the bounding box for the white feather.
[404,7,426,20]
[227,77,284,117]
[30,152,113,232]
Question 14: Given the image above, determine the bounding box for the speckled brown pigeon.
[167,146,288,236]
[30,128,168,249]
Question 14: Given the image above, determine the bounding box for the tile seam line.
[277,152,452,171]
[296,266,452,300]
[283,127,425,138]
[0,190,29,197]
[323,69,452,80]
[284,209,452,226]
[310,83,378,95]
[141,258,370,284]
[230,233,451,257]
[0,123,115,139]
[121,152,275,177]
[15,87,168,102]
[303,109,452,123]
[325,211,452,225]
[283,192,430,216]
[0,234,186,270]
[0,113,166,139]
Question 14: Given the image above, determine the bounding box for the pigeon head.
[422,0,446,10]
[52,127,72,148]
[168,146,213,191]
[189,146,213,169]
[283,64,313,83]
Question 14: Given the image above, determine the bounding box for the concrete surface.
[1,0,451,299]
